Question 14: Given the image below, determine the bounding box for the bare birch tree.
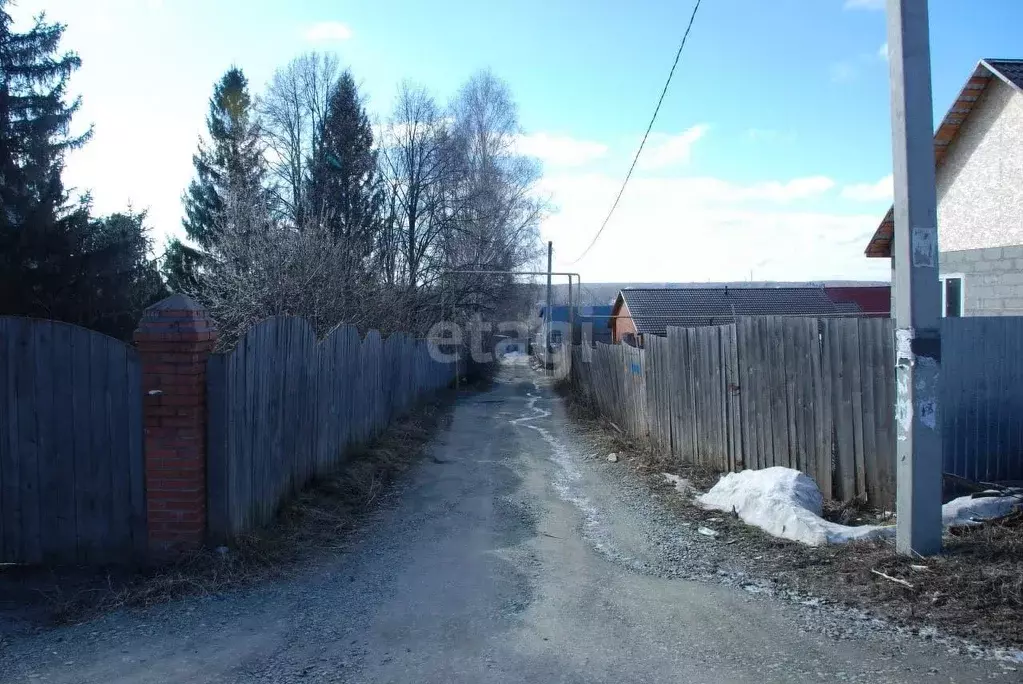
[259,52,340,228]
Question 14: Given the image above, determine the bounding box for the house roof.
[865,59,1023,258]
[613,287,860,336]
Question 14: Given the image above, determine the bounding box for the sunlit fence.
[570,316,1023,509]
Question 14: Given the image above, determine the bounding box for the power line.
[569,0,704,265]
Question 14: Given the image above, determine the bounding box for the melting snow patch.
[942,491,1022,527]
[698,467,1023,547]
[661,473,692,495]
[499,351,531,366]
[697,467,895,547]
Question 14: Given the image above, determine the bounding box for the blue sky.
[13,0,1023,283]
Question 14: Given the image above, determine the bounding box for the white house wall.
[937,78,1023,253]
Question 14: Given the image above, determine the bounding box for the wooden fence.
[0,318,145,564]
[206,318,456,538]
[570,316,1023,509]
[1,306,456,564]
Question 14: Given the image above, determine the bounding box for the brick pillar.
[134,294,216,555]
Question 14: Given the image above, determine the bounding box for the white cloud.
[514,132,608,167]
[540,171,886,283]
[878,42,889,61]
[841,174,893,202]
[638,125,709,170]
[744,176,837,202]
[844,0,885,10]
[305,21,353,42]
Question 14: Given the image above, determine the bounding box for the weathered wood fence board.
[0,318,146,564]
[570,315,1023,509]
[206,318,455,539]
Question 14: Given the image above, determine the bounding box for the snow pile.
[697,467,895,547]
[499,351,531,366]
[942,491,1022,526]
[697,467,1023,547]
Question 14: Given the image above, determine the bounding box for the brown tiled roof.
[864,59,1023,258]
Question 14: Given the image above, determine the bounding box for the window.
[941,274,964,318]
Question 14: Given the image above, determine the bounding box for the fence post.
[133,294,217,556]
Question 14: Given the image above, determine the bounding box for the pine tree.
[0,2,93,321]
[165,67,265,292]
[306,72,383,294]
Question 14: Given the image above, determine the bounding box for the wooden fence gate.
[0,318,146,563]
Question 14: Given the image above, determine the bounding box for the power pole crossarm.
[887,0,943,556]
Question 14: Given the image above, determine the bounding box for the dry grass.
[0,394,455,628]
[557,385,720,492]
[556,382,1023,649]
[783,517,1023,647]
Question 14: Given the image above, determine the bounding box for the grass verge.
[556,382,1023,650]
[0,391,457,631]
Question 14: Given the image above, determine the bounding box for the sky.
[11,0,1023,285]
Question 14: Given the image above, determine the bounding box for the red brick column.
[134,294,217,555]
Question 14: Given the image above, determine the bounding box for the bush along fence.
[0,295,457,565]
[569,316,1023,510]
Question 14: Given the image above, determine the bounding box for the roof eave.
[863,59,1007,259]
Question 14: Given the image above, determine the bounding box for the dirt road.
[0,363,1014,682]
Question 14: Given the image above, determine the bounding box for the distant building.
[609,286,881,347]
[536,305,613,347]
[864,59,1023,317]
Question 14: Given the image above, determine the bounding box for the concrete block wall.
[942,245,1023,316]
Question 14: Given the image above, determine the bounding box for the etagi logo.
[425,318,597,372]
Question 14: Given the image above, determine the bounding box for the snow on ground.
[499,351,531,366]
[661,473,692,495]
[696,467,1023,547]
[697,468,894,546]
[942,491,1023,526]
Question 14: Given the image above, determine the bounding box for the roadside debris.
[697,526,719,538]
[871,569,915,590]
[606,453,619,463]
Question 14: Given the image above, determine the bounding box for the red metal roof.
[824,286,890,318]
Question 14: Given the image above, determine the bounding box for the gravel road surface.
[0,363,1014,683]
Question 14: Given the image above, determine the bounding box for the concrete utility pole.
[887,0,943,556]
[545,241,553,375]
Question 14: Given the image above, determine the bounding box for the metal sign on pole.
[886,0,943,556]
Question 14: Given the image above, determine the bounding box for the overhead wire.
[569,0,704,264]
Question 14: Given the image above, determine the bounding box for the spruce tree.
[306,71,383,277]
[0,2,93,321]
[165,67,265,292]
